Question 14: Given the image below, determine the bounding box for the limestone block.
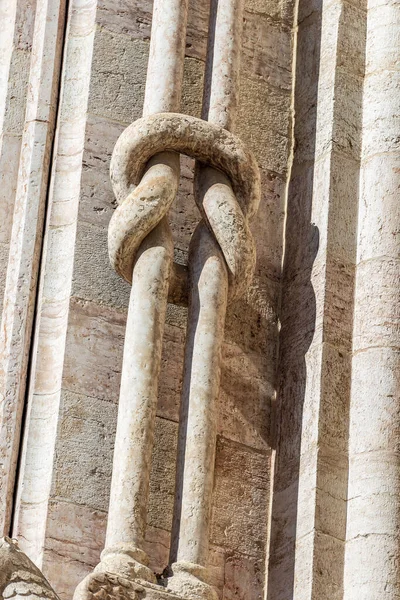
[181,58,204,119]
[336,1,367,78]
[242,14,292,90]
[79,115,124,228]
[218,343,272,451]
[227,556,265,600]
[316,345,351,451]
[2,48,30,132]
[251,170,286,279]
[53,391,116,511]
[42,501,173,598]
[96,0,210,61]
[322,261,355,352]
[344,534,400,597]
[238,76,290,174]
[210,437,270,559]
[323,152,359,263]
[63,298,184,420]
[89,30,205,125]
[267,541,296,600]
[0,135,21,244]
[63,299,126,404]
[362,70,400,156]
[269,442,346,553]
[350,348,400,452]
[89,31,147,123]
[0,242,9,314]
[366,3,400,72]
[147,418,178,532]
[206,546,225,598]
[245,0,295,23]
[73,220,130,308]
[298,532,344,600]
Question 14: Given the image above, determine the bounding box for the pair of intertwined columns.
[74,1,260,599]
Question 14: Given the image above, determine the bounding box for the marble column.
[100,0,188,583]
[344,1,400,597]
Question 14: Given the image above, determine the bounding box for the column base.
[95,544,158,583]
[73,557,218,600]
[166,562,218,600]
[73,572,201,600]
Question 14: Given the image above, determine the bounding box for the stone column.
[343,1,400,598]
[169,1,244,597]
[100,0,189,582]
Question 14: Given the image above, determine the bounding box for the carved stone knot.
[108,113,261,301]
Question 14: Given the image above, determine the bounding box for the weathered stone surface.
[211,437,270,558]
[0,537,59,600]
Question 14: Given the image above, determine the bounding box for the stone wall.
[2,0,400,599]
[0,0,296,598]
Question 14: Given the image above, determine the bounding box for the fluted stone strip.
[12,0,97,564]
[344,0,400,597]
[268,0,366,598]
[0,0,17,148]
[0,0,36,319]
[0,0,66,536]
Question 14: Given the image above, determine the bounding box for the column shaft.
[344,1,400,597]
[104,0,188,555]
[174,0,244,571]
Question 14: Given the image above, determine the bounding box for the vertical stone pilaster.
[0,0,66,536]
[343,1,400,597]
[267,0,366,598]
[0,0,35,313]
[12,0,97,566]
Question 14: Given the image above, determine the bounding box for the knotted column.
[74,1,260,599]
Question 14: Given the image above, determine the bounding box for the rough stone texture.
[0,0,35,315]
[53,0,291,589]
[0,537,59,600]
[3,0,400,599]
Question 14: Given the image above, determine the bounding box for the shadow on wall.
[267,0,322,597]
